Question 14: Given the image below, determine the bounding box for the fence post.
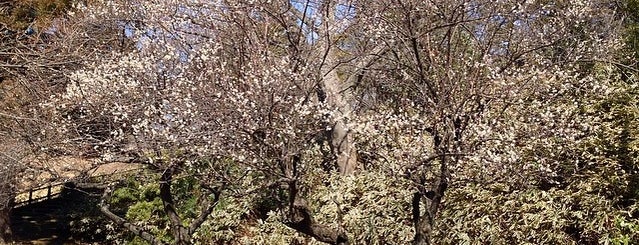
[28,189,32,204]
[47,185,52,200]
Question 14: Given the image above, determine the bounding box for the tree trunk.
[0,206,11,243]
[99,167,219,245]
[413,220,433,245]
[321,50,357,175]
[286,196,348,245]
[320,42,387,175]
[412,130,453,245]
[314,0,357,175]
[412,193,434,245]
[0,183,13,244]
[159,168,191,245]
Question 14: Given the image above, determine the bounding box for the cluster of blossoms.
[34,0,639,243]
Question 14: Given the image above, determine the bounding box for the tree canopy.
[2,0,639,244]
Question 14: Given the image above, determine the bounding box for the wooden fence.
[12,182,67,208]
[12,167,144,208]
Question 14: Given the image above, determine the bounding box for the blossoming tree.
[42,0,638,244]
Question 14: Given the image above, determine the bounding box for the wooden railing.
[12,167,144,208]
[12,182,67,208]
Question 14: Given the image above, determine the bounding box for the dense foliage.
[2,0,639,244]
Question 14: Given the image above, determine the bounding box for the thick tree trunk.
[286,196,348,245]
[282,154,348,244]
[329,116,357,175]
[320,43,387,175]
[0,206,11,243]
[321,52,358,175]
[315,0,358,175]
[283,1,386,175]
[413,221,433,245]
[411,193,434,245]
[0,182,14,244]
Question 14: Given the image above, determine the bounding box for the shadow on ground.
[10,185,105,245]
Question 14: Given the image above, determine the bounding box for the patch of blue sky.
[290,0,356,43]
[178,49,189,63]
[335,3,356,21]
[124,23,135,38]
[291,0,318,43]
